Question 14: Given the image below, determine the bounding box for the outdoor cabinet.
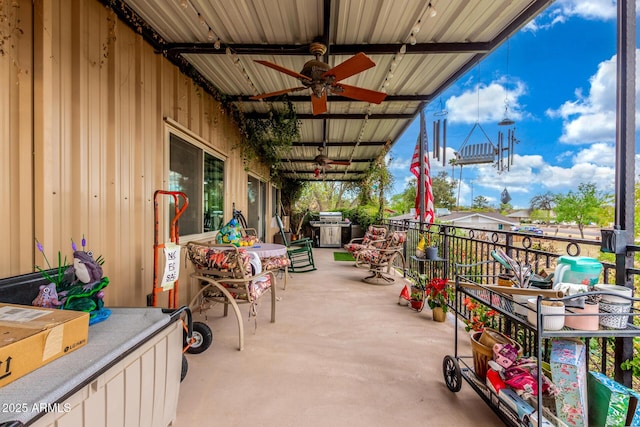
[320,226,341,247]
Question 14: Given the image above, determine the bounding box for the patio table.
[245,243,289,289]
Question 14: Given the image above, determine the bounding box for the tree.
[553,183,609,239]
[432,171,457,209]
[388,182,415,214]
[530,192,556,225]
[472,195,490,210]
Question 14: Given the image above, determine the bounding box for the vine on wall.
[233,97,300,177]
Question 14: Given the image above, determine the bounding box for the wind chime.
[451,42,519,206]
[432,98,448,167]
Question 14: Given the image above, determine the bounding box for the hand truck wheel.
[443,355,462,392]
[180,354,188,382]
[185,321,213,354]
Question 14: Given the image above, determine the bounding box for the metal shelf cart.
[442,267,640,427]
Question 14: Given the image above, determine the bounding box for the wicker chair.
[185,242,276,351]
[358,230,407,284]
[343,224,388,268]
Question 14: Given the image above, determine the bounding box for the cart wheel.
[180,355,188,382]
[186,321,213,354]
[443,355,462,392]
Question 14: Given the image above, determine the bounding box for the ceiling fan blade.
[311,92,328,115]
[253,60,312,82]
[329,161,351,166]
[336,83,387,104]
[323,52,375,82]
[250,87,306,100]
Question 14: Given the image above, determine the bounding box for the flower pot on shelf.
[424,247,440,260]
[595,284,632,329]
[431,306,446,322]
[527,299,565,331]
[565,301,599,331]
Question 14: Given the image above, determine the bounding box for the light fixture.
[428,2,437,17]
[409,34,417,45]
[207,29,215,41]
[214,39,221,50]
[179,0,188,8]
[399,44,407,54]
[498,117,515,126]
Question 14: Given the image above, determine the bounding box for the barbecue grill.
[310,212,351,248]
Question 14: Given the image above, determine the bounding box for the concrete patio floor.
[176,248,502,427]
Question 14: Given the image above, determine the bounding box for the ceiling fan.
[250,42,387,115]
[312,142,350,178]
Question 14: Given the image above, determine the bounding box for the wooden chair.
[275,215,316,273]
[185,242,276,351]
[358,230,407,284]
[343,224,388,268]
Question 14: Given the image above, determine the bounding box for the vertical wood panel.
[0,0,34,275]
[8,0,270,307]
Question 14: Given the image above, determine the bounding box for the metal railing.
[383,219,639,390]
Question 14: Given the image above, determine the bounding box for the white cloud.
[554,0,617,21]
[524,0,617,33]
[547,52,640,144]
[572,142,616,166]
[445,80,526,124]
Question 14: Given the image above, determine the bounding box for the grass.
[333,252,356,262]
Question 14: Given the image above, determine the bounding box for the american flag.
[410,110,435,223]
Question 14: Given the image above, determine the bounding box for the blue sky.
[388,0,638,210]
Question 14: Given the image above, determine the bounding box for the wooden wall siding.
[0,1,34,275]
[0,0,273,307]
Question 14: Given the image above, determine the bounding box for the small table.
[411,255,449,279]
[245,243,289,289]
[245,243,286,258]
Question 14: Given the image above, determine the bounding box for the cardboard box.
[0,303,89,387]
[550,339,588,427]
[587,371,630,427]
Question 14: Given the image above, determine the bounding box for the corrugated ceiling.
[106,0,553,181]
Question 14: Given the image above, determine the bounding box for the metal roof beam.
[292,141,386,147]
[243,113,413,120]
[164,42,492,55]
[286,158,371,163]
[231,94,431,102]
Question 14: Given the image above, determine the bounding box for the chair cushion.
[261,256,291,270]
[343,242,367,254]
[186,243,251,279]
[362,225,387,244]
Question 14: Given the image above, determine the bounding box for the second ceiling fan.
[251,42,387,115]
[312,142,350,178]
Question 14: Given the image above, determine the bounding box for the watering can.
[553,256,602,289]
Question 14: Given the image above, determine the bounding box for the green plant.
[424,277,453,313]
[462,296,500,332]
[234,98,299,173]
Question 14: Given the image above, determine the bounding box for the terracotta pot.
[432,306,446,322]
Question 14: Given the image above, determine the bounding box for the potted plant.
[425,276,453,322]
[409,279,426,311]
